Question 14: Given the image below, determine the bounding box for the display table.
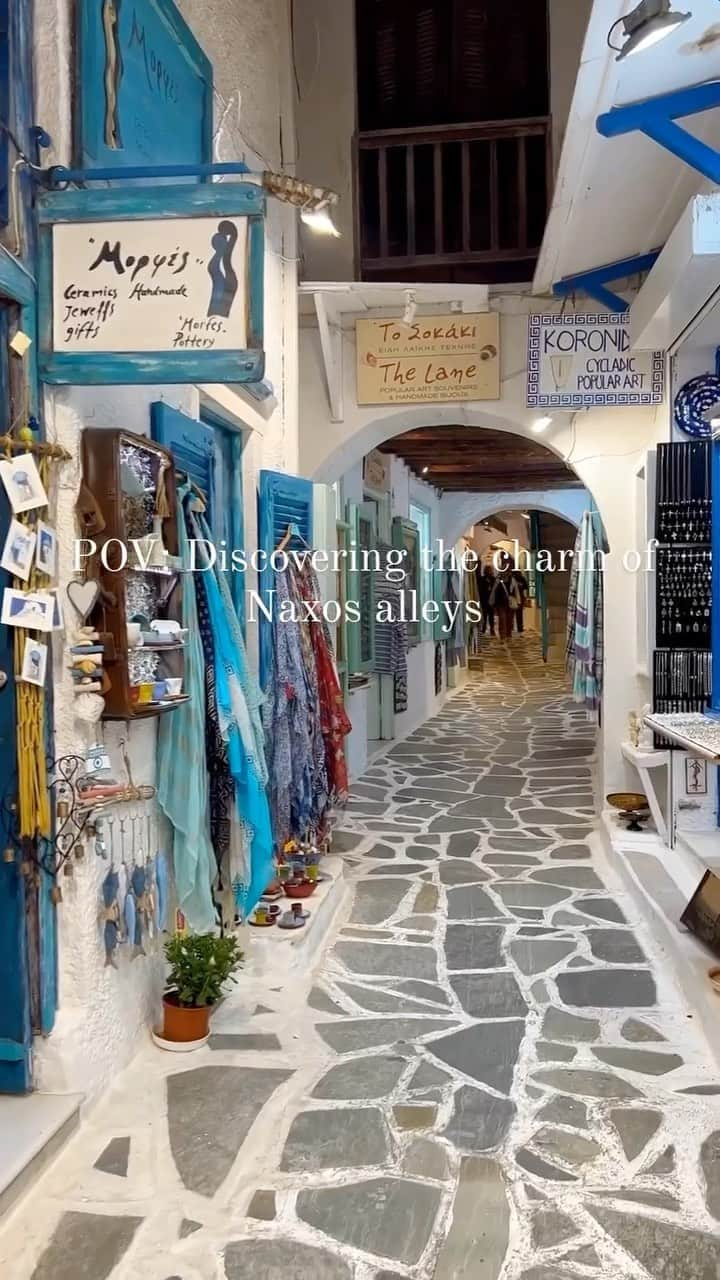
[643,712,720,852]
[621,740,672,844]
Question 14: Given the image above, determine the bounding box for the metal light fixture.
[262,171,341,237]
[300,202,341,237]
[531,416,553,434]
[608,0,691,62]
[403,290,418,326]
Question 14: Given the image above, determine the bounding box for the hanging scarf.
[195,572,234,874]
[157,488,216,931]
[189,514,273,916]
[566,511,603,711]
[293,561,351,824]
[263,565,317,844]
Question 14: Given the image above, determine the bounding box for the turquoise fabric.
[191,511,273,916]
[157,488,216,931]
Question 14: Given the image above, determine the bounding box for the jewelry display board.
[653,442,712,748]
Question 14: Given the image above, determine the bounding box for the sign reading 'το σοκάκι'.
[527,313,665,409]
[356,312,500,405]
[52,216,249,353]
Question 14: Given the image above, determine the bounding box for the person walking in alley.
[511,566,529,633]
[478,563,496,635]
[490,564,513,641]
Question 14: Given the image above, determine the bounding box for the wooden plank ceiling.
[378,425,581,492]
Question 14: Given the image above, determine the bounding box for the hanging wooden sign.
[77,0,213,172]
[356,313,500,405]
[38,183,265,385]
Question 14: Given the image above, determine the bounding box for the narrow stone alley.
[3,637,719,1280]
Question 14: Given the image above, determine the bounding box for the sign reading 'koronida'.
[357,313,500,405]
[527,313,665,409]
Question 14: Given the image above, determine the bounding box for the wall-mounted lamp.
[403,290,418,327]
[531,416,553,434]
[300,203,341,237]
[607,0,691,62]
[263,171,341,236]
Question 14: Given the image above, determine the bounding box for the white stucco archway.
[299,318,665,798]
[440,489,588,549]
[308,405,573,485]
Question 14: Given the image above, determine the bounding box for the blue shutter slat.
[151,402,216,522]
[258,469,313,687]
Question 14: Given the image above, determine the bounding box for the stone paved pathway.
[2,636,720,1280]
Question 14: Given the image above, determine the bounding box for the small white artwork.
[0,519,36,581]
[19,636,48,687]
[0,453,48,514]
[35,521,58,577]
[1,588,54,631]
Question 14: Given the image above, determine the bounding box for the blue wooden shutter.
[151,402,216,524]
[258,469,314,689]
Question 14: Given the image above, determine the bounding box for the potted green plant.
[161,932,243,1045]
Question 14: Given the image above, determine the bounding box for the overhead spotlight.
[607,0,691,61]
[521,512,531,521]
[403,290,418,327]
[531,416,553,434]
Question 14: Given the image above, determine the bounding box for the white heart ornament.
[66,578,101,622]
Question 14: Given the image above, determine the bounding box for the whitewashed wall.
[33,0,299,1102]
[299,298,666,797]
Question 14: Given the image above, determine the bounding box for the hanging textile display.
[443,561,465,667]
[192,509,272,919]
[158,491,273,925]
[464,555,482,656]
[157,486,217,932]
[263,535,350,846]
[374,541,408,680]
[566,511,604,711]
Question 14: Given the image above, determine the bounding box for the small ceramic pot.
[284,879,316,900]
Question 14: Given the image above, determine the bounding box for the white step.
[0,1092,82,1218]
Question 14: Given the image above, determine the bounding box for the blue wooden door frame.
[0,0,58,1091]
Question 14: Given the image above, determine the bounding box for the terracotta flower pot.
[161,991,211,1043]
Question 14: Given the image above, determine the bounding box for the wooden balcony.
[355,117,552,284]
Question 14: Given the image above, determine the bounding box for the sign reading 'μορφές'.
[527,313,665,409]
[52,216,249,353]
[356,313,500,405]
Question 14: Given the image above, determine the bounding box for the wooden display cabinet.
[81,428,189,721]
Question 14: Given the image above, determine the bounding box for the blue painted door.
[151,401,245,625]
[0,308,32,1092]
[257,470,314,689]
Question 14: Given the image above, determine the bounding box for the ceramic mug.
[165,677,183,696]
